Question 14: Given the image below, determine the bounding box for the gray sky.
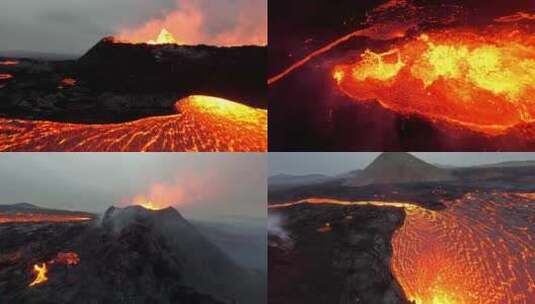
[0,0,267,55]
[269,152,535,176]
[0,153,266,221]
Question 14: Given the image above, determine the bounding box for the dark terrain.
[0,38,266,124]
[0,204,266,304]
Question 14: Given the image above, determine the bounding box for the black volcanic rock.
[77,38,266,108]
[0,39,266,123]
[347,152,455,186]
[269,204,411,304]
[0,205,265,304]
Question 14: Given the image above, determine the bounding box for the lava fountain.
[270,193,535,303]
[0,95,267,152]
[147,28,179,45]
[333,27,535,135]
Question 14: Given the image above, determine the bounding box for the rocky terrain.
[0,38,266,124]
[269,204,410,304]
[0,204,266,304]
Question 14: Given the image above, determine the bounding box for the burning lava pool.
[0,95,267,152]
[333,27,535,135]
[270,192,535,303]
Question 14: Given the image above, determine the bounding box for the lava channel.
[0,95,267,152]
[333,27,535,135]
[270,193,535,303]
[0,213,94,224]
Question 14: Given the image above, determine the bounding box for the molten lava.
[333,27,535,135]
[136,201,165,211]
[59,78,76,89]
[0,73,13,80]
[0,95,267,152]
[392,192,535,303]
[28,263,48,287]
[270,193,535,303]
[147,28,179,45]
[28,252,80,287]
[53,252,80,266]
[0,60,19,66]
[0,213,93,224]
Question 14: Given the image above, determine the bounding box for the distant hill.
[476,160,535,168]
[269,174,332,186]
[0,50,79,60]
[346,152,455,186]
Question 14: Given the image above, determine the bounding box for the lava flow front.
[0,213,93,224]
[270,193,535,303]
[0,95,267,152]
[333,27,535,135]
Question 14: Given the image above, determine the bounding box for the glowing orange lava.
[0,73,13,80]
[147,28,179,45]
[0,95,267,152]
[0,213,93,224]
[59,78,77,89]
[53,252,80,266]
[270,193,535,303]
[0,60,19,66]
[334,27,535,135]
[392,192,535,303]
[135,201,166,210]
[28,263,48,287]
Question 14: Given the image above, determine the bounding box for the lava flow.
[0,95,267,152]
[28,252,80,287]
[0,73,13,80]
[270,193,535,303]
[28,263,48,287]
[0,213,93,224]
[333,27,535,135]
[0,60,19,66]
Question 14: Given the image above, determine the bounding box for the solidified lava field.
[269,0,535,151]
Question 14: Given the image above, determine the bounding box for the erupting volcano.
[0,17,266,152]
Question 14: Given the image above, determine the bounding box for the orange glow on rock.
[0,73,13,80]
[28,263,48,287]
[0,95,267,152]
[334,27,535,135]
[59,78,77,88]
[53,252,80,266]
[0,60,19,66]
